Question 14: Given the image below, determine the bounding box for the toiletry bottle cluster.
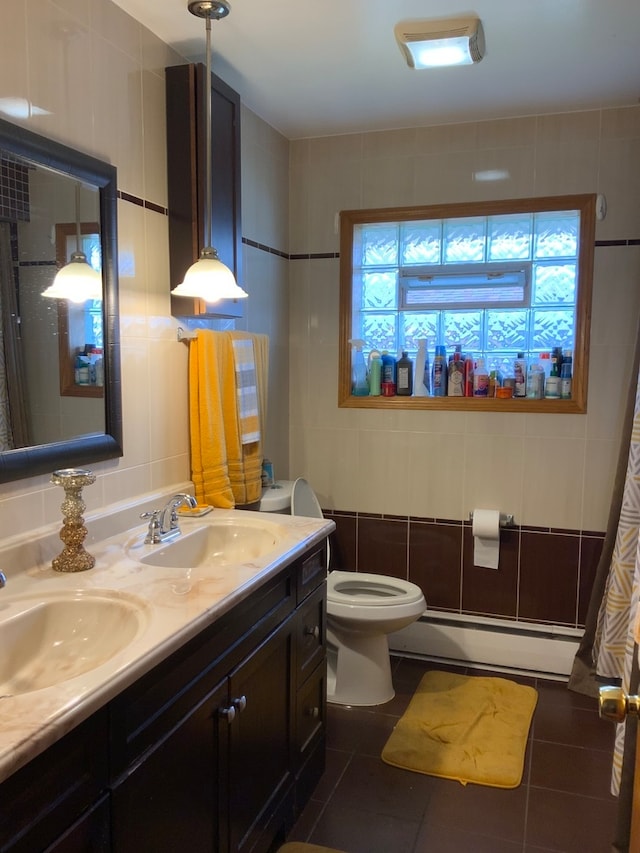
[74,345,104,387]
[350,341,572,400]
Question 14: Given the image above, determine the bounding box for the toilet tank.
[258,480,293,513]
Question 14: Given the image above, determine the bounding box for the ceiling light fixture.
[42,182,102,303]
[394,16,485,69]
[171,0,248,303]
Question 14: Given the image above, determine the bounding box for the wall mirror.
[0,117,122,483]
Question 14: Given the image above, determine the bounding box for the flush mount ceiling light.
[172,0,248,303]
[42,182,102,303]
[394,16,485,69]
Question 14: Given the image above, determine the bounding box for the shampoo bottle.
[368,350,382,396]
[349,339,369,396]
[514,352,527,397]
[473,358,489,396]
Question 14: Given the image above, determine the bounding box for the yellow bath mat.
[381,670,537,788]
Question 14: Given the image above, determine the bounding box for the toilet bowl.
[326,570,426,706]
[266,478,426,707]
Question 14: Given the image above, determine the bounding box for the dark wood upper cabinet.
[165,63,243,319]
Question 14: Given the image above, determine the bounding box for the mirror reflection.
[0,117,122,483]
[1,166,104,451]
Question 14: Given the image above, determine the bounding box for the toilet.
[260,478,426,706]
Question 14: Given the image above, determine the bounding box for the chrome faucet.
[141,493,197,544]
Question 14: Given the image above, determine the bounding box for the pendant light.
[171,0,248,303]
[43,181,102,303]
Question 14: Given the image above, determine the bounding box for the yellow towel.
[188,331,235,508]
[231,337,261,444]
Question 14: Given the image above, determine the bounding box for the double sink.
[0,515,287,698]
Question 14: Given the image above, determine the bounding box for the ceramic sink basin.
[0,591,148,696]
[138,518,286,569]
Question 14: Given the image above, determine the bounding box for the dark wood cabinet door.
[227,623,294,853]
[111,678,227,853]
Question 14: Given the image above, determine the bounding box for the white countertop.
[0,499,333,784]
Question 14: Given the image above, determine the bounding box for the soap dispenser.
[349,339,369,396]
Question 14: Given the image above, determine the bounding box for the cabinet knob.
[305,706,320,718]
[304,625,320,640]
[220,705,236,722]
[599,686,640,723]
[232,695,247,713]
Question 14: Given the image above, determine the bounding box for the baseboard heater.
[388,611,582,679]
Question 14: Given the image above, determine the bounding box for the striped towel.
[231,337,261,444]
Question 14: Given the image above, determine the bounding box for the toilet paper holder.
[468,511,515,528]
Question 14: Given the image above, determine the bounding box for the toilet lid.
[291,478,324,519]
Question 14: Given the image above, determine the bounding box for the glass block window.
[339,195,596,412]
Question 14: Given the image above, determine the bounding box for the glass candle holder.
[50,468,96,572]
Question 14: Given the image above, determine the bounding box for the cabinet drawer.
[297,543,327,603]
[0,710,108,853]
[110,565,295,778]
[296,583,325,684]
[295,661,326,765]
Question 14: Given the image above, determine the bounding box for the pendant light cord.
[203,14,212,253]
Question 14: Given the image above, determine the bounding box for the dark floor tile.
[525,787,618,852]
[535,678,599,712]
[311,748,352,802]
[332,753,436,822]
[309,802,420,853]
[532,700,615,751]
[529,740,617,799]
[325,704,402,758]
[285,798,325,843]
[422,777,527,845]
[414,821,523,852]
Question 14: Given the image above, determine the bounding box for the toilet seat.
[291,478,324,519]
[328,571,424,607]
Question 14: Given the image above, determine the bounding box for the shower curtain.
[569,311,640,851]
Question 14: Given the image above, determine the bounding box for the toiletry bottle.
[396,351,413,396]
[432,345,447,396]
[526,361,544,399]
[545,358,561,398]
[473,357,489,396]
[463,354,474,397]
[448,352,464,396]
[514,352,527,397]
[381,351,395,383]
[368,350,382,396]
[560,360,572,399]
[349,339,369,396]
[413,339,430,396]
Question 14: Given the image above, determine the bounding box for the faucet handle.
[140,510,162,544]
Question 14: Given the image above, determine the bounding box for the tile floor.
[287,656,620,853]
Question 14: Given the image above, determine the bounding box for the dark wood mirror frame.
[0,117,123,483]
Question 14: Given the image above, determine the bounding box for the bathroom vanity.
[0,499,331,853]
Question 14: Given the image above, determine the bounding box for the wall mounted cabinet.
[166,63,244,319]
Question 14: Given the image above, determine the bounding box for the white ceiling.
[112,0,640,140]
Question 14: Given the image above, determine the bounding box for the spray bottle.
[349,339,369,396]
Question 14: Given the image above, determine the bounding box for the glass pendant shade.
[171,0,248,306]
[172,250,248,301]
[43,250,103,303]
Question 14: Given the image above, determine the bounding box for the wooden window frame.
[338,194,595,413]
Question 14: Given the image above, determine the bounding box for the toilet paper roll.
[472,509,501,570]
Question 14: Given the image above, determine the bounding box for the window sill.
[338,395,585,414]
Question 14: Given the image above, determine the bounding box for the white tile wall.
[289,107,640,532]
[0,0,290,534]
